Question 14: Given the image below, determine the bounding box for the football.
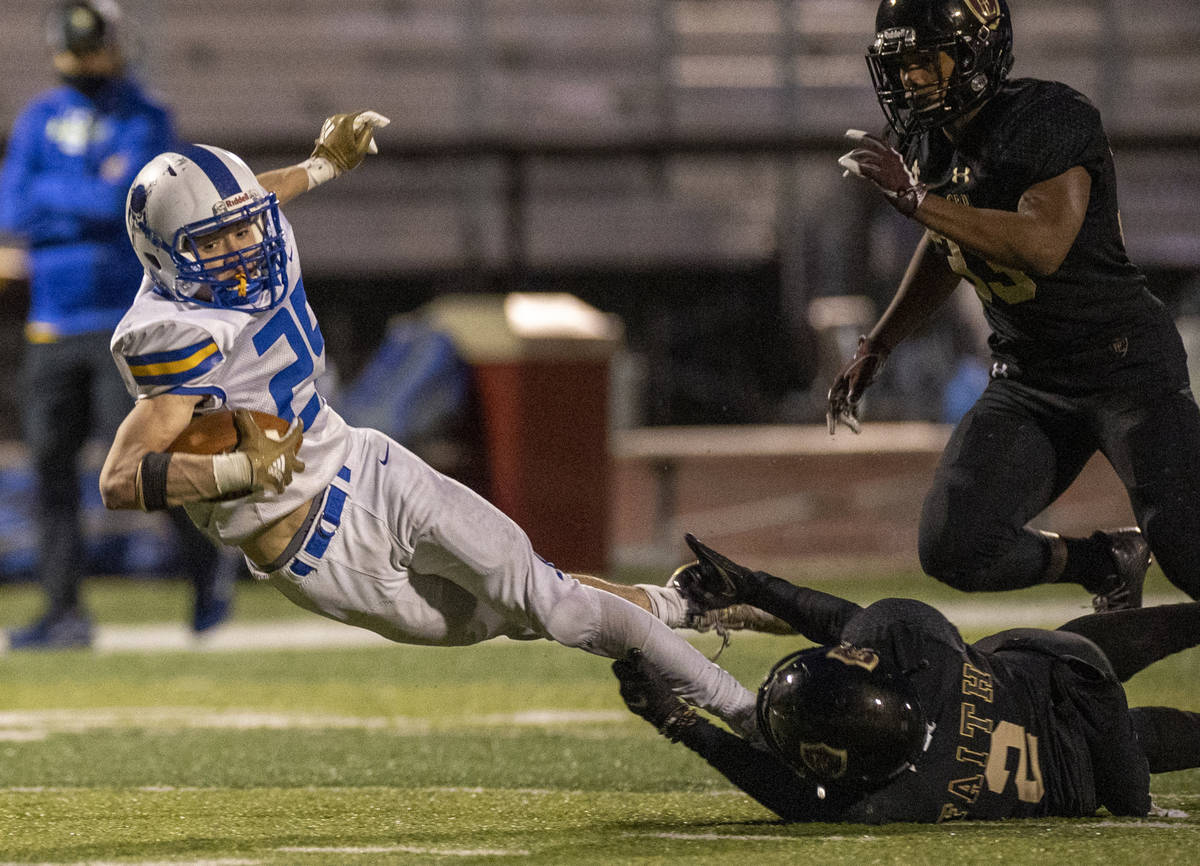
[167,409,298,455]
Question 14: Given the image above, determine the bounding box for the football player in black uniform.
[826,0,1200,609]
[614,536,1200,822]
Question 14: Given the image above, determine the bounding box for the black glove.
[612,649,697,741]
[826,335,889,435]
[838,129,927,216]
[669,533,760,611]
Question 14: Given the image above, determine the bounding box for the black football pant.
[20,333,129,617]
[918,376,1200,599]
[1056,603,1200,774]
[20,332,233,621]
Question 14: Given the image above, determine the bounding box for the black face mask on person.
[49,2,124,98]
[60,71,114,98]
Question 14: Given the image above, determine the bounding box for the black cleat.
[1091,527,1151,613]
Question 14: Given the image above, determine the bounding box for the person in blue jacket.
[0,1,235,648]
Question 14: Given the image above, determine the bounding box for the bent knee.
[539,581,603,649]
[919,536,998,593]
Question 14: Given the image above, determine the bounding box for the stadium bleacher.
[3,0,1193,274]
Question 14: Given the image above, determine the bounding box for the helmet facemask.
[170,195,287,312]
[867,0,1014,142]
[127,144,291,314]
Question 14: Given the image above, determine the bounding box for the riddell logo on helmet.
[212,190,257,215]
[964,0,1001,25]
[879,26,916,46]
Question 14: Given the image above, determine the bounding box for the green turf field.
[1,571,1198,864]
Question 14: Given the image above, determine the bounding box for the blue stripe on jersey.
[125,338,217,369]
[171,385,228,403]
[299,393,321,431]
[180,145,241,198]
[125,338,223,386]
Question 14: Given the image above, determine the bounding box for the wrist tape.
[300,155,338,190]
[212,452,254,496]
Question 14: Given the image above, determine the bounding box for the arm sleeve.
[743,573,863,645]
[674,717,852,822]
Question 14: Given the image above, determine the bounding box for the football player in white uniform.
[98,111,758,738]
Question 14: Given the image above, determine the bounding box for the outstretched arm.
[675,717,843,821]
[255,165,311,206]
[256,110,391,205]
[612,651,850,822]
[744,576,863,646]
[673,535,862,644]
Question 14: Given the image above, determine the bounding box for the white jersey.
[110,216,351,545]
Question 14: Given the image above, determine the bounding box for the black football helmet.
[757,644,928,789]
[866,0,1014,140]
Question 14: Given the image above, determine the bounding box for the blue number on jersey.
[251,280,325,429]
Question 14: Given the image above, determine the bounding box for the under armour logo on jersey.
[951,166,972,185]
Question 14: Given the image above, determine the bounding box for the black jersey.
[905,78,1186,393]
[835,599,1150,822]
[676,596,1151,824]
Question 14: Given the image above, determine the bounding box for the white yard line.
[0,861,262,866]
[2,593,1174,655]
[0,707,631,741]
[277,846,530,857]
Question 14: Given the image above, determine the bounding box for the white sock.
[635,583,690,628]
[584,588,758,738]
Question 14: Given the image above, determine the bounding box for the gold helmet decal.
[826,644,881,672]
[798,741,849,779]
[964,0,1002,27]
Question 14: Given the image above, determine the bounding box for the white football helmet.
[125,144,289,312]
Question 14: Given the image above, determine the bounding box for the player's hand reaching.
[838,129,927,217]
[233,408,305,494]
[826,335,889,434]
[612,649,697,742]
[302,109,391,190]
[669,533,758,611]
